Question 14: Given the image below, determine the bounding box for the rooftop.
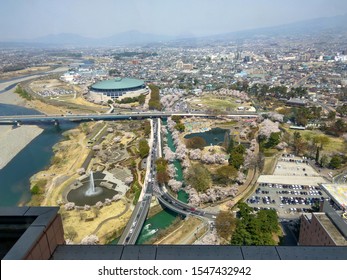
[91,77,144,90]
[313,213,347,245]
[321,184,347,209]
[51,245,347,260]
[258,175,327,186]
[2,207,347,260]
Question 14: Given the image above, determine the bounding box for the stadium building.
[89,77,148,102]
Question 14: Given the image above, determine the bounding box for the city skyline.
[1,0,347,41]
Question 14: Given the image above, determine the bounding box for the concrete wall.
[298,214,336,246]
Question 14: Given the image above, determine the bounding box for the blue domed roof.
[91,77,144,90]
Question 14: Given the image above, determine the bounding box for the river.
[0,101,187,242]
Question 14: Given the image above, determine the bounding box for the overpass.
[0,111,259,125]
[155,186,218,220]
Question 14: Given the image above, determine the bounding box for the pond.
[184,127,229,146]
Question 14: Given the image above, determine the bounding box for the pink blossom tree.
[168,179,183,192]
[64,202,75,211]
[163,146,176,162]
[81,235,99,245]
[189,149,202,160]
[259,119,280,139]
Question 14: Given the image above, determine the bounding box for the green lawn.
[189,94,237,111]
[283,125,346,153]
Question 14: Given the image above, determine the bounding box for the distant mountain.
[206,14,347,41]
[2,14,347,47]
[32,33,96,46]
[28,30,175,47]
[103,30,174,45]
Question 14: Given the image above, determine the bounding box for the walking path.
[92,198,130,235]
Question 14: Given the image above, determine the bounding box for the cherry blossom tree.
[186,184,238,206]
[194,228,220,245]
[95,201,103,209]
[64,202,75,211]
[161,126,168,135]
[167,164,177,178]
[181,158,191,169]
[201,153,215,164]
[259,119,281,139]
[175,144,187,161]
[275,142,288,150]
[81,235,99,245]
[163,146,176,162]
[214,153,226,164]
[168,179,182,192]
[236,171,246,184]
[83,205,91,211]
[104,198,112,206]
[112,194,121,201]
[250,121,258,128]
[268,112,284,123]
[124,176,133,185]
[243,149,257,169]
[189,149,202,160]
[167,117,176,132]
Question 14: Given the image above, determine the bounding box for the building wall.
[89,88,148,102]
[25,214,65,260]
[298,214,336,246]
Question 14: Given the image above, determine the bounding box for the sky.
[0,0,346,40]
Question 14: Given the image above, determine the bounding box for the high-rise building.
[298,189,347,246]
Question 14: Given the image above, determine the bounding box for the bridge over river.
[0,111,259,125]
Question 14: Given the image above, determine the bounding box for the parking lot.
[247,154,329,218]
[274,155,318,177]
[247,183,329,218]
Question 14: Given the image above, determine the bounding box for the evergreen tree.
[315,146,320,164]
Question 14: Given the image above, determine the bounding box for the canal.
[135,120,188,244]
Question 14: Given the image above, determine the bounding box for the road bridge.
[0,111,259,125]
[155,188,217,220]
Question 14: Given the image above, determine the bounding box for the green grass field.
[189,94,237,111]
[283,125,346,153]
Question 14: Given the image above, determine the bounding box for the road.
[333,171,347,184]
[155,190,218,220]
[118,119,159,245]
[0,111,259,125]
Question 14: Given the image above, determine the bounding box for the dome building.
[89,77,148,102]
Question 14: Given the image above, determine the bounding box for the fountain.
[85,171,102,196]
[66,171,118,206]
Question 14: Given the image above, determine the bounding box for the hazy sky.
[1,0,346,40]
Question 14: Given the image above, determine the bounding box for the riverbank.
[28,122,132,243]
[0,66,53,80]
[154,217,206,244]
[0,125,43,170]
[30,125,92,206]
[0,86,27,106]
[28,120,151,244]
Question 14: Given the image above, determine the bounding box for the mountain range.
[2,14,347,47]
